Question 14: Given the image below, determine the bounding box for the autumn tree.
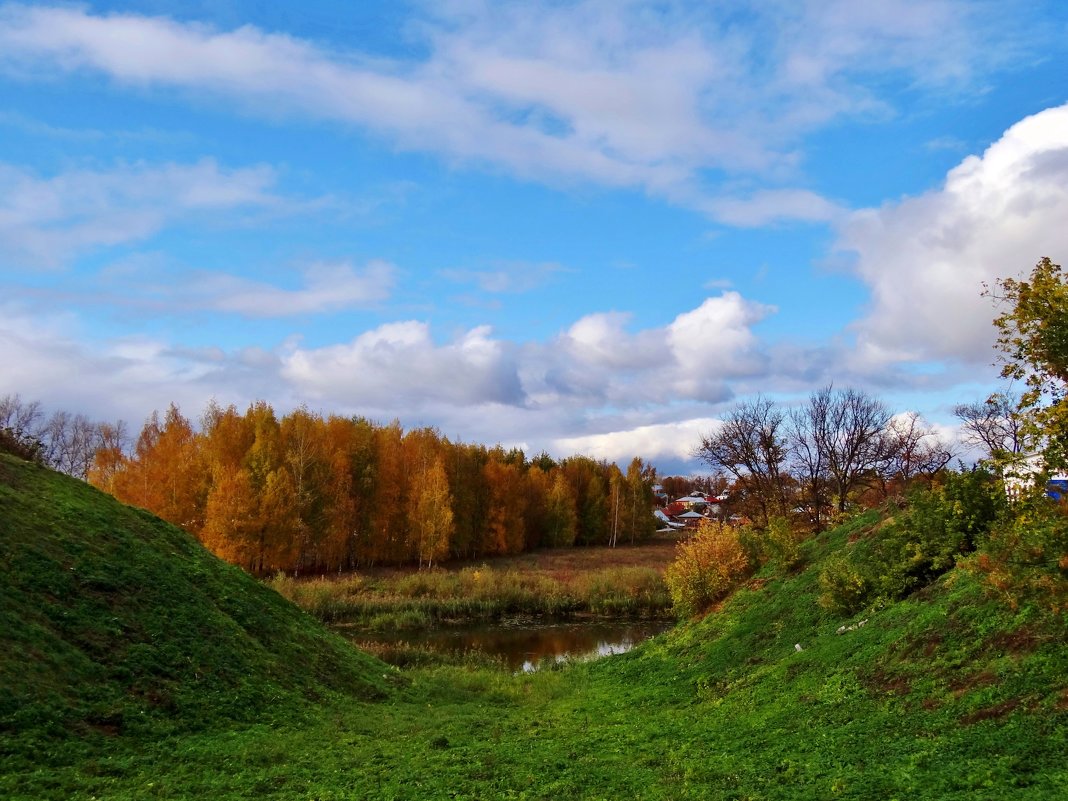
[319,415,377,571]
[199,402,298,573]
[543,470,579,547]
[412,456,454,568]
[482,457,526,554]
[281,407,333,571]
[112,405,206,532]
[87,421,129,493]
[987,257,1068,469]
[201,467,259,569]
[605,463,625,548]
[447,443,490,559]
[369,421,409,564]
[522,465,552,550]
[560,456,609,545]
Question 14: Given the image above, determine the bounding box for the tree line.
[696,386,959,530]
[75,401,658,574]
[0,394,126,480]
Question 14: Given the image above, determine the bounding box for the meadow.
[267,537,677,630]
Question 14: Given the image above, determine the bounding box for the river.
[341,618,674,672]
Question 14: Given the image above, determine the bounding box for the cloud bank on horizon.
[0,0,1066,473]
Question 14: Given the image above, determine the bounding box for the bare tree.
[809,386,892,513]
[0,394,43,439]
[696,395,790,526]
[879,412,954,496]
[0,394,123,480]
[953,392,1025,460]
[788,391,830,531]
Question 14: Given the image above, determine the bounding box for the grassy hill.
[2,450,1065,799]
[0,452,391,756]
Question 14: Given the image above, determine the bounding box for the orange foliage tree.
[95,400,659,574]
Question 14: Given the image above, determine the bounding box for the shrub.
[817,553,870,615]
[869,468,1005,602]
[0,427,44,464]
[665,521,750,617]
[817,469,1006,616]
[764,516,806,572]
[966,494,1068,615]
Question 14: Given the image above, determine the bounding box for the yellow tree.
[369,421,409,564]
[110,405,206,533]
[199,402,256,565]
[86,421,128,495]
[412,456,454,569]
[482,458,526,555]
[280,407,330,572]
[201,468,259,570]
[543,470,578,547]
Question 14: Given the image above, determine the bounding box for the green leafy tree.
[988,257,1068,468]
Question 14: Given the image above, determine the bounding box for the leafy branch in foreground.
[986,256,1068,469]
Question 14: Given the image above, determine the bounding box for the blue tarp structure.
[1046,478,1068,501]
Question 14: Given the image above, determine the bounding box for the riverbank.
[267,538,679,630]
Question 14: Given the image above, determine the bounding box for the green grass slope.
[0,453,390,756]
[545,511,1068,798]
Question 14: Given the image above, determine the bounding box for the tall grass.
[268,563,671,628]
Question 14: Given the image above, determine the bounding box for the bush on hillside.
[819,469,1006,614]
[966,493,1068,615]
[0,427,44,465]
[817,552,871,615]
[665,521,750,617]
[763,516,807,572]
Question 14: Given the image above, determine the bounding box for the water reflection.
[348,619,673,672]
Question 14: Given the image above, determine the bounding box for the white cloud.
[0,1,1029,225]
[440,261,564,293]
[838,103,1068,367]
[668,293,775,398]
[280,322,525,408]
[552,417,720,465]
[0,159,279,268]
[260,290,776,421]
[0,303,282,423]
[702,189,846,227]
[195,260,396,317]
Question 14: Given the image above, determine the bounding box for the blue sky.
[2,0,1067,474]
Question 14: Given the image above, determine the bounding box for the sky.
[1,0,1067,475]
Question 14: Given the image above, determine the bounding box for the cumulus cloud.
[280,322,525,409]
[271,290,775,420]
[668,293,775,399]
[838,103,1068,367]
[0,159,279,268]
[0,1,1029,225]
[552,417,720,466]
[0,303,286,423]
